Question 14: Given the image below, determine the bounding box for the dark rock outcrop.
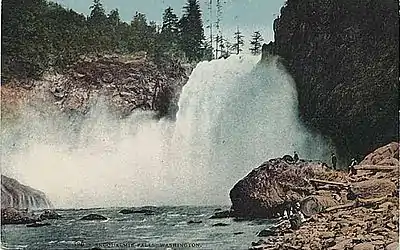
[229,158,348,218]
[187,220,202,224]
[1,207,40,225]
[269,0,399,161]
[212,222,229,227]
[1,175,52,209]
[80,214,107,221]
[209,210,231,219]
[39,210,62,220]
[119,208,155,215]
[258,229,278,237]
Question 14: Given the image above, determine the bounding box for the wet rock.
[187,220,202,224]
[258,228,278,237]
[230,158,341,218]
[26,222,51,227]
[119,208,155,215]
[209,210,231,219]
[80,214,107,221]
[39,210,61,220]
[212,223,229,227]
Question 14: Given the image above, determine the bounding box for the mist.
[1,55,332,208]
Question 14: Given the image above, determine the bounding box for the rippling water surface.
[1,206,275,250]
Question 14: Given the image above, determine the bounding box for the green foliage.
[160,7,180,55]
[179,0,205,62]
[1,0,208,82]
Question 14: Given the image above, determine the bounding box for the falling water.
[1,55,330,208]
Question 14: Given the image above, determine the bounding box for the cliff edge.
[269,0,399,160]
[1,175,53,209]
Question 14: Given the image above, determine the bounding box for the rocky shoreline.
[233,142,399,250]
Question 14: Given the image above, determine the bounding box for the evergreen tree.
[249,31,264,55]
[161,7,179,53]
[88,0,107,25]
[108,9,120,27]
[107,9,122,52]
[2,0,51,80]
[128,12,157,54]
[179,0,205,61]
[232,27,244,55]
[202,40,214,61]
[87,0,110,52]
[214,34,222,59]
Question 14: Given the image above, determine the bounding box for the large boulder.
[360,142,399,166]
[1,175,53,209]
[349,179,396,200]
[300,195,339,217]
[229,158,345,218]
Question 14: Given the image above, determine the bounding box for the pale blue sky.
[51,0,286,43]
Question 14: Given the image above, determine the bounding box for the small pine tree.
[232,27,244,55]
[249,31,264,55]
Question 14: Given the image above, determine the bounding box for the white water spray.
[1,55,330,208]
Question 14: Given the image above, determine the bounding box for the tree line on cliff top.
[1,0,208,81]
[1,0,266,82]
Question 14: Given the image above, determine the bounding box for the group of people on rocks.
[291,151,358,176]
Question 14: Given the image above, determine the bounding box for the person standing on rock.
[293,151,299,162]
[331,153,337,170]
[348,158,358,176]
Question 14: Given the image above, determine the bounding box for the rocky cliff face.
[1,53,190,119]
[1,175,52,209]
[269,0,399,160]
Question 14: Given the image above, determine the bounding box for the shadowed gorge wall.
[270,0,399,161]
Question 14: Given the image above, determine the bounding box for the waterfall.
[1,55,329,208]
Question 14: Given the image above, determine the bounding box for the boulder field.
[231,142,399,249]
